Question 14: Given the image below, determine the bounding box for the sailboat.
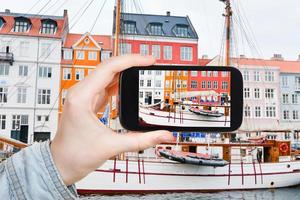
[75,0,300,194]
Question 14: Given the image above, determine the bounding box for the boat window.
[166,146,172,150]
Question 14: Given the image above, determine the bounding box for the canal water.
[81,185,300,200]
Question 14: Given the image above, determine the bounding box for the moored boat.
[189,106,224,117]
[159,149,228,167]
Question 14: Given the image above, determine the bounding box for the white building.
[139,70,165,105]
[0,9,68,143]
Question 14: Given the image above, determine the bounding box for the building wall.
[280,73,300,141]
[0,35,62,143]
[238,65,281,131]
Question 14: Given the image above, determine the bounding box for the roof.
[115,12,198,39]
[64,33,112,50]
[232,58,300,73]
[0,11,68,38]
[198,58,212,66]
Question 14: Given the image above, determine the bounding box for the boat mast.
[113,0,121,56]
[221,0,232,66]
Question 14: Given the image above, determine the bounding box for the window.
[140,70,144,75]
[281,76,288,87]
[139,92,143,98]
[201,71,206,77]
[201,81,206,89]
[149,23,163,35]
[0,115,6,130]
[265,71,275,82]
[12,115,20,130]
[152,45,160,59]
[244,106,251,117]
[293,110,299,120]
[147,70,152,75]
[63,49,73,60]
[254,88,260,99]
[76,51,84,60]
[207,71,212,77]
[63,68,72,80]
[165,80,170,88]
[0,18,4,29]
[163,46,172,60]
[175,25,189,37]
[119,43,132,55]
[283,110,289,120]
[191,81,197,88]
[266,106,276,117]
[191,71,198,77]
[41,43,51,57]
[0,87,8,103]
[61,89,67,105]
[38,89,51,104]
[182,81,187,88]
[75,69,84,81]
[176,80,181,88]
[282,94,289,104]
[45,115,49,121]
[222,82,228,89]
[254,71,260,81]
[140,80,144,87]
[155,70,162,75]
[14,18,30,32]
[213,81,218,89]
[17,87,27,103]
[292,94,298,104]
[88,51,97,60]
[244,88,250,98]
[255,106,261,117]
[122,21,137,34]
[39,67,52,78]
[147,80,151,87]
[19,65,28,77]
[213,71,218,77]
[180,47,192,61]
[265,88,274,99]
[0,63,9,76]
[19,41,29,57]
[221,71,229,77]
[207,81,211,89]
[41,20,57,34]
[37,115,42,121]
[155,80,161,87]
[140,44,149,56]
[296,77,300,90]
[243,70,249,81]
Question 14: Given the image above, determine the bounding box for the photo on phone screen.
[138,70,231,128]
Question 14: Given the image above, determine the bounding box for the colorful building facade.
[60,33,112,117]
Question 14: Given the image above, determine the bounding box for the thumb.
[115,130,175,153]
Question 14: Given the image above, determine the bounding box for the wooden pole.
[113,0,121,57]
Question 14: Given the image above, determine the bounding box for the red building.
[187,59,231,103]
[114,11,199,65]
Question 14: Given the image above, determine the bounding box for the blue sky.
[2,0,300,60]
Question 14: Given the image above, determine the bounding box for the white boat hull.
[76,159,300,194]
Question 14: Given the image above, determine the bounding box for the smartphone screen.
[138,70,231,128]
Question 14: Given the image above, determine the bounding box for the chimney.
[166,11,171,16]
[5,9,10,13]
[271,54,284,61]
[240,54,246,58]
[63,9,68,17]
[202,55,208,59]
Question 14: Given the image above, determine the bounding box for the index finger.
[79,54,156,96]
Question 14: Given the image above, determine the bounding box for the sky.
[1,0,300,60]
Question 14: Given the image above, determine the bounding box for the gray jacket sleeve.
[0,141,78,200]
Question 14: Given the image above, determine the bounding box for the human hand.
[50,55,174,186]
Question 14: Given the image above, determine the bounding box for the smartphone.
[119,65,243,132]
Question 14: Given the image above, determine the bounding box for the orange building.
[59,32,112,118]
[164,71,189,104]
